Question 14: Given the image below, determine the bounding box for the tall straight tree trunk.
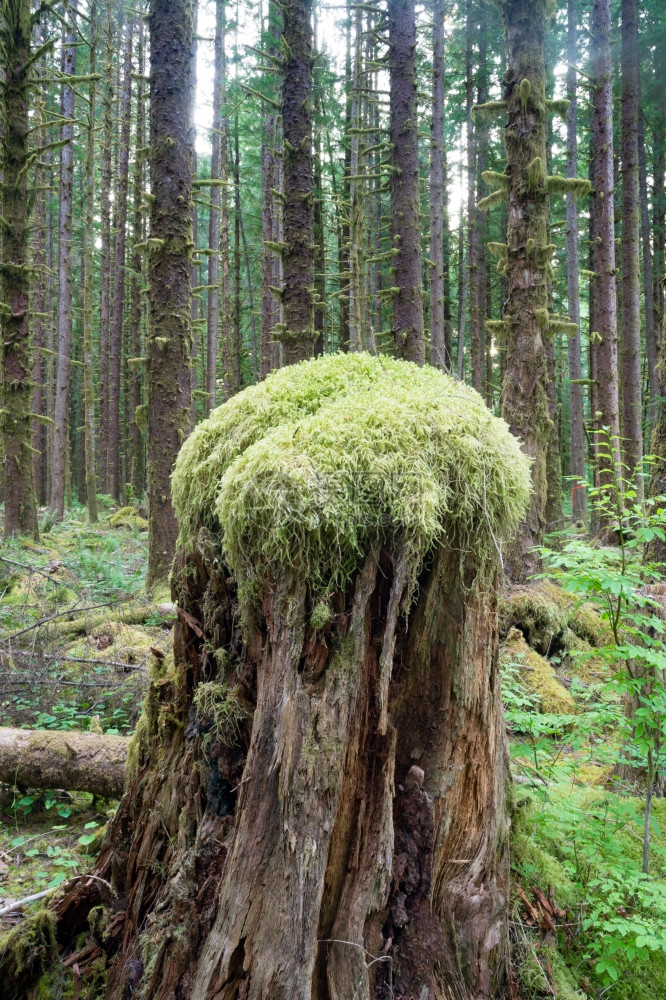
[388,0,423,364]
[261,112,277,377]
[348,3,365,354]
[620,0,643,494]
[499,0,550,580]
[653,43,666,339]
[638,110,659,422]
[206,0,224,414]
[98,10,114,494]
[146,0,194,590]
[566,0,586,522]
[280,0,315,363]
[591,0,621,491]
[429,0,446,369]
[466,0,481,392]
[129,21,146,496]
[31,29,49,508]
[232,123,242,390]
[83,4,99,524]
[1,0,39,538]
[50,26,76,520]
[476,29,489,402]
[109,11,133,500]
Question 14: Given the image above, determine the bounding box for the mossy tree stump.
[17,355,530,1000]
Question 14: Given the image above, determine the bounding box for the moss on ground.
[173,352,531,608]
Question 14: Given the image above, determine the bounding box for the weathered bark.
[389,0,424,364]
[31,538,511,1000]
[206,0,224,413]
[590,0,621,493]
[280,0,315,362]
[109,12,133,500]
[1,0,39,539]
[565,0,586,523]
[500,0,550,580]
[49,26,76,520]
[82,4,99,525]
[146,0,194,589]
[0,727,126,799]
[620,0,643,493]
[430,0,446,369]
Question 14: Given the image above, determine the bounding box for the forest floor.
[0,510,664,999]
[0,499,173,920]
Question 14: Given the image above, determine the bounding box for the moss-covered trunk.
[49,26,76,521]
[0,0,39,539]
[388,0,424,365]
[280,0,315,363]
[499,0,550,580]
[12,355,529,1000]
[146,0,194,589]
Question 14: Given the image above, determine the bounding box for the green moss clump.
[193,682,249,750]
[108,506,148,531]
[0,909,57,980]
[502,627,575,714]
[310,601,332,630]
[173,353,531,610]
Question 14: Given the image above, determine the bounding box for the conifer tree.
[388,0,423,364]
[0,0,41,538]
[279,0,315,362]
[146,0,195,588]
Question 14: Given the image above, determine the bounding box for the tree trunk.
[31,28,49,509]
[109,12,133,501]
[389,0,424,364]
[590,0,621,494]
[18,354,530,1000]
[98,9,115,494]
[0,727,126,799]
[0,0,39,539]
[648,282,666,563]
[146,0,194,590]
[261,113,278,377]
[620,0,643,494]
[430,0,446,369]
[129,22,146,497]
[500,0,550,580]
[638,109,659,424]
[206,0,224,414]
[476,27,489,401]
[280,0,315,363]
[565,0,586,523]
[49,26,76,520]
[83,4,99,524]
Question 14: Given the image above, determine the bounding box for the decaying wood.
[0,727,127,798]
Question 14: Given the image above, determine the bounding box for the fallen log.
[0,727,127,799]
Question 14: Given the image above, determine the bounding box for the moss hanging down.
[172,353,531,610]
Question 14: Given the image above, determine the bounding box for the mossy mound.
[501,627,575,714]
[172,353,531,605]
[500,580,608,654]
[108,506,148,532]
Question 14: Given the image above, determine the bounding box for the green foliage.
[173,353,531,611]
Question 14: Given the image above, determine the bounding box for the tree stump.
[9,354,530,1000]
